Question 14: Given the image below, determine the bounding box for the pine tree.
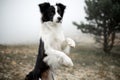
[73,0,120,53]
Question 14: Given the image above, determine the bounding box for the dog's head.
[38,2,66,23]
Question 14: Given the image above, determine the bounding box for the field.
[0,44,120,80]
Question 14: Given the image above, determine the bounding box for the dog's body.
[25,2,75,80]
[41,22,74,69]
[39,2,75,70]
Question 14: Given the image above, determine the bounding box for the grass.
[0,44,120,80]
[70,44,120,79]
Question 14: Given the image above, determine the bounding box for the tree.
[73,0,120,53]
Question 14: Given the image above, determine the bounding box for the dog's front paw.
[66,38,75,48]
[60,54,74,67]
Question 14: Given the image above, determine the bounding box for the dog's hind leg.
[25,39,51,80]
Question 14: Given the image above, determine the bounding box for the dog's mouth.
[56,21,61,23]
[50,19,62,23]
[56,20,62,23]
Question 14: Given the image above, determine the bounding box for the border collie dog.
[39,2,75,70]
[25,2,75,80]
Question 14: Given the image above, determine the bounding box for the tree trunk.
[107,31,115,51]
[103,21,108,53]
[103,25,115,53]
[103,31,109,53]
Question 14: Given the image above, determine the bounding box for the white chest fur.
[40,22,65,50]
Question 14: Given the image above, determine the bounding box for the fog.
[0,0,94,44]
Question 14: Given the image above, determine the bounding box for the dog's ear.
[38,2,50,14]
[56,3,66,17]
[56,3,66,10]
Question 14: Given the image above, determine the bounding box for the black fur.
[25,39,49,80]
[38,2,66,23]
[56,3,66,18]
[38,2,50,14]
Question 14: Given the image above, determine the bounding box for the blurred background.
[0,0,120,80]
[0,0,92,45]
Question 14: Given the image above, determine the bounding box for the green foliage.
[73,22,102,36]
[84,0,120,31]
[73,0,120,53]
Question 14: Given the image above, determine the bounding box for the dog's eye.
[52,11,55,14]
[51,10,55,14]
[58,10,61,14]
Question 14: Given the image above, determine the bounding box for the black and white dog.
[25,2,75,80]
[39,2,75,70]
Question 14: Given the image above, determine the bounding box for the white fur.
[40,21,75,69]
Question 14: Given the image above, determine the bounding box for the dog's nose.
[58,17,62,21]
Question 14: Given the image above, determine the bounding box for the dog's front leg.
[66,38,76,48]
[61,38,76,54]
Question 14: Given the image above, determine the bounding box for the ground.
[0,44,120,80]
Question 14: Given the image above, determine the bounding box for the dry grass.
[0,44,120,80]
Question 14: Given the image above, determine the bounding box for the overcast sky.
[0,0,91,44]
